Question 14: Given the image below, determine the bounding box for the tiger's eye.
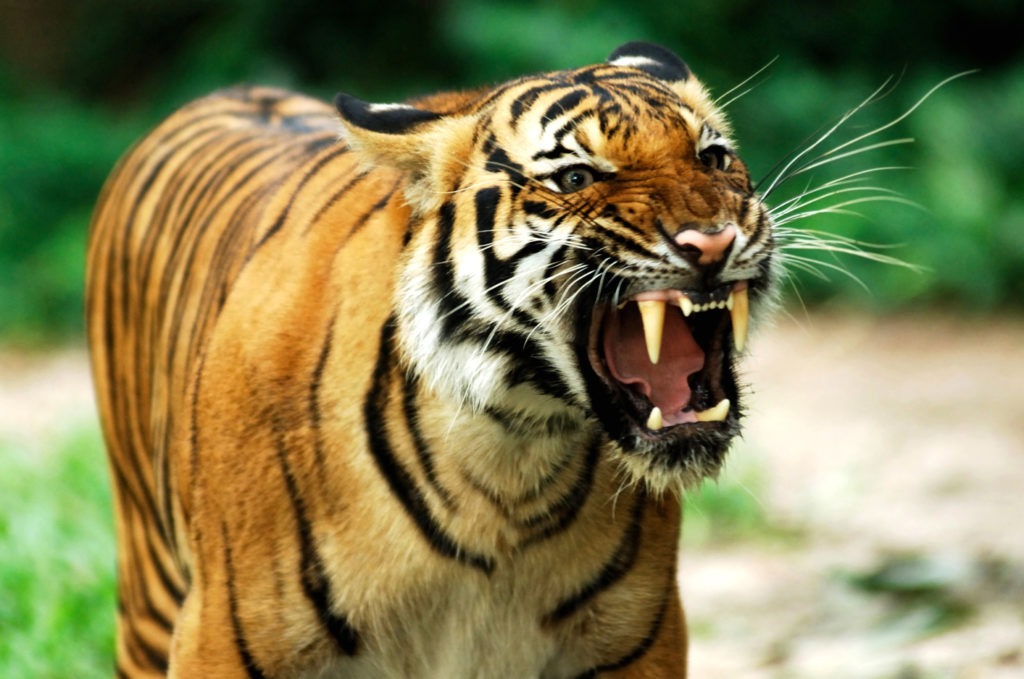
[698,146,731,171]
[556,167,596,193]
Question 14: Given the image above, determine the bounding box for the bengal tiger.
[86,42,775,678]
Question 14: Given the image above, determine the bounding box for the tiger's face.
[337,43,775,490]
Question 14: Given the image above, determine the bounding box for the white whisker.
[714,56,779,111]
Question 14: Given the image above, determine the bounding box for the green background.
[1,0,1022,343]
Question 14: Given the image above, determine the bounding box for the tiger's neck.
[413,387,600,509]
[402,387,622,561]
[369,314,620,558]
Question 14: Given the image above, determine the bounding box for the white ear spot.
[608,55,662,70]
[367,103,421,114]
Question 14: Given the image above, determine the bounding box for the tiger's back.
[88,43,779,677]
[86,86,409,674]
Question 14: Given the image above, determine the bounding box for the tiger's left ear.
[607,42,692,86]
[334,93,474,212]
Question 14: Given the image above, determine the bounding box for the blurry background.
[1,1,1022,677]
[1,0,1023,342]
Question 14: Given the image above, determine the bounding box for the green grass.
[0,425,115,679]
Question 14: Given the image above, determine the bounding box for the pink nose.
[674,224,737,265]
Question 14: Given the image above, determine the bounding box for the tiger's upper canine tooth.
[646,406,664,431]
[636,300,665,364]
[729,285,749,353]
[695,398,730,423]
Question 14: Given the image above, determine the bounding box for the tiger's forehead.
[483,66,730,169]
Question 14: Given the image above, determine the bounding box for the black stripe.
[581,219,658,262]
[432,202,473,337]
[509,82,566,127]
[542,493,646,626]
[273,421,360,655]
[539,109,599,162]
[189,351,206,529]
[584,584,671,676]
[533,141,571,162]
[605,213,650,239]
[309,321,334,473]
[523,200,560,220]
[541,242,570,301]
[745,207,772,257]
[484,143,527,195]
[157,444,179,587]
[474,187,545,325]
[519,438,600,547]
[120,607,170,672]
[115,486,179,634]
[537,87,587,128]
[364,317,494,574]
[454,423,575,514]
[163,129,325,299]
[221,523,269,679]
[402,372,457,510]
[340,180,402,246]
[304,167,369,233]
[177,135,317,369]
[139,127,250,294]
[134,511,186,615]
[255,144,350,248]
[482,329,574,403]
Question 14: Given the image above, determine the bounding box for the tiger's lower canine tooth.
[695,398,730,423]
[730,285,749,353]
[678,295,694,317]
[636,300,665,364]
[646,406,664,431]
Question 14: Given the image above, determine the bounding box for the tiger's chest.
[290,426,672,678]
[341,580,575,678]
[315,550,659,679]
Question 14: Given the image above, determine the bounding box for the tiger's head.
[335,42,775,491]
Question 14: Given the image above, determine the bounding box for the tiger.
[86,42,775,678]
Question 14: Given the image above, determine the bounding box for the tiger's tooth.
[678,295,694,317]
[636,300,665,365]
[730,286,749,353]
[646,406,664,431]
[695,398,731,423]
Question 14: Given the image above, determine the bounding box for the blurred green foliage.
[0,425,115,678]
[1,0,1022,342]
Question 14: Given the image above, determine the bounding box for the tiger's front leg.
[166,549,272,678]
[601,596,688,679]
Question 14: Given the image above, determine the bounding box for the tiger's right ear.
[334,93,474,212]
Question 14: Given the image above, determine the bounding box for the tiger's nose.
[673,223,737,265]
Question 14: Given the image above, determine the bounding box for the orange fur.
[88,43,774,678]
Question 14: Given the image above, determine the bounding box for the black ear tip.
[334,92,361,118]
[607,41,691,82]
[334,92,443,134]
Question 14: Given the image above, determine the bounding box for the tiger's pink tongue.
[602,303,704,415]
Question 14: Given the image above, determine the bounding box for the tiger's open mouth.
[585,281,748,445]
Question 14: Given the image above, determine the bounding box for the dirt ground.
[2,313,1022,677]
[682,313,1024,678]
